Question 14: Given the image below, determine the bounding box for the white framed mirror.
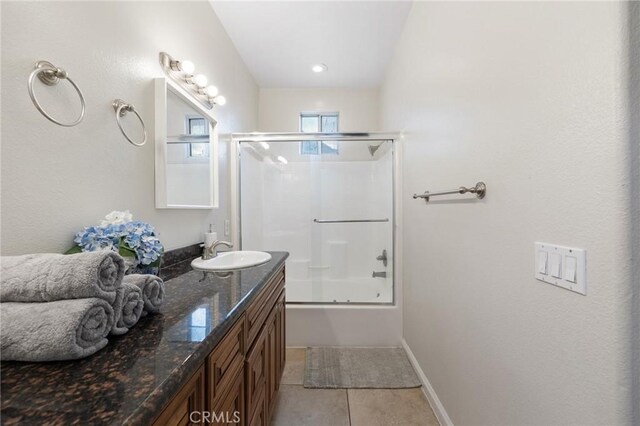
[154,77,219,209]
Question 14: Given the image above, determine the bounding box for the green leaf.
[64,245,82,255]
[118,245,136,258]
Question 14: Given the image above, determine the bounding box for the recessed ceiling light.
[312,64,328,73]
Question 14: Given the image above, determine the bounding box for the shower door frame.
[230,132,401,306]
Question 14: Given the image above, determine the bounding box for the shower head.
[368,143,383,157]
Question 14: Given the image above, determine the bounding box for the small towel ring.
[27,60,86,127]
[112,99,147,147]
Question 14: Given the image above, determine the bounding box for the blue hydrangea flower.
[73,216,163,269]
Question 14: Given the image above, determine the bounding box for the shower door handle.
[313,218,389,224]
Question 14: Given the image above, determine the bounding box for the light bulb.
[181,60,195,75]
[214,95,226,106]
[260,142,270,150]
[194,74,208,88]
[312,64,327,73]
[205,85,219,98]
[277,155,288,164]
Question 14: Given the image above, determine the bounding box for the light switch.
[565,256,577,282]
[537,251,548,274]
[534,242,586,295]
[550,253,562,278]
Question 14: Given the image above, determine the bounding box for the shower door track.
[232,132,399,142]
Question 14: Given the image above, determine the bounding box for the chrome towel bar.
[313,218,389,224]
[413,182,486,202]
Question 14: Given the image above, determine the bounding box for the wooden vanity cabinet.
[153,366,205,426]
[152,265,285,426]
[245,268,285,425]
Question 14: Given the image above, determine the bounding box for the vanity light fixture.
[205,85,218,98]
[169,58,195,75]
[159,52,226,110]
[312,64,328,73]
[194,74,208,88]
[277,155,288,164]
[259,142,270,150]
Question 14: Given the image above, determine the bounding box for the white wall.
[1,1,258,254]
[382,2,637,425]
[258,88,379,132]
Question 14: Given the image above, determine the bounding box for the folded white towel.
[0,298,114,361]
[124,274,164,314]
[0,251,125,304]
[110,282,144,335]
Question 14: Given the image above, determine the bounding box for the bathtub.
[285,277,393,304]
[284,275,402,347]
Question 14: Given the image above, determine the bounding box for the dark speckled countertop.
[0,252,289,425]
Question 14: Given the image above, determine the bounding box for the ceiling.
[210,1,412,88]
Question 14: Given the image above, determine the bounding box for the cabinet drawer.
[207,315,245,407]
[212,370,244,426]
[245,267,285,350]
[153,366,205,426]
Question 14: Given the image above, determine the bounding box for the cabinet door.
[265,308,278,419]
[207,316,245,408]
[277,290,286,380]
[212,370,245,426]
[248,387,266,426]
[153,366,205,426]
[245,329,267,422]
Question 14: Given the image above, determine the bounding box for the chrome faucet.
[376,249,388,267]
[372,271,387,278]
[203,240,233,260]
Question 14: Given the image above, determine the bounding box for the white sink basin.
[191,251,272,271]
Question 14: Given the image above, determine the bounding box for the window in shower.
[185,115,209,158]
[300,112,339,155]
[239,138,394,305]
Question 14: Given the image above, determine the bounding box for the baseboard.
[402,339,454,426]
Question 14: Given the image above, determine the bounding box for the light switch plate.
[534,242,587,295]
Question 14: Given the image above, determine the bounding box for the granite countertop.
[0,251,289,425]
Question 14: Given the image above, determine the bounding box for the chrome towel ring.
[112,99,147,147]
[27,60,86,127]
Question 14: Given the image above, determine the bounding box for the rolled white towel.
[0,298,115,361]
[0,251,125,304]
[123,274,164,314]
[110,282,144,335]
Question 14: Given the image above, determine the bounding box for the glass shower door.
[239,138,394,304]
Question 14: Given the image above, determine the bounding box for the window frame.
[299,112,340,155]
[184,114,210,159]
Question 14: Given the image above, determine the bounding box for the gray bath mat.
[304,347,422,389]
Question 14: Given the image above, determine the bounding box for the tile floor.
[271,348,440,426]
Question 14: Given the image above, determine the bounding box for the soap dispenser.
[204,224,217,248]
